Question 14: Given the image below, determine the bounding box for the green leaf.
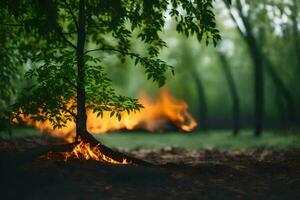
[110,111,115,117]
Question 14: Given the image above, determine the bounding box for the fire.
[64,139,129,164]
[87,88,197,133]
[18,88,197,141]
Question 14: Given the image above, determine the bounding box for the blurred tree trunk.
[191,72,208,131]
[217,52,240,135]
[291,0,300,71]
[179,40,208,131]
[230,0,264,136]
[263,57,295,124]
[257,28,295,127]
[275,91,287,129]
[291,0,300,121]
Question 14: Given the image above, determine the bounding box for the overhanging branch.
[84,47,156,69]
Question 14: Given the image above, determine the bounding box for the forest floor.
[0,130,300,199]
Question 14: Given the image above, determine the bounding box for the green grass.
[97,130,300,150]
[1,127,300,150]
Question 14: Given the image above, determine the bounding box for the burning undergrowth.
[15,89,197,163]
[63,139,130,164]
[18,89,197,140]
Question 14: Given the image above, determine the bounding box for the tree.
[225,0,295,136]
[226,0,264,136]
[216,50,240,135]
[1,0,221,164]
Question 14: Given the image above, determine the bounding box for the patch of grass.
[1,127,300,149]
[97,130,300,149]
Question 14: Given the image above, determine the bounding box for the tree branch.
[62,77,77,90]
[55,26,77,49]
[223,0,245,37]
[84,47,155,68]
[62,31,77,35]
[62,0,79,29]
[59,105,77,119]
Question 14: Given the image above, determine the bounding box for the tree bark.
[76,0,88,140]
[217,52,240,135]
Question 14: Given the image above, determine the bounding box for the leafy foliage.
[0,7,29,130]
[1,0,220,129]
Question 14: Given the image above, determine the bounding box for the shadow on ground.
[0,138,300,200]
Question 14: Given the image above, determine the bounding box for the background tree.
[0,7,29,134]
[224,0,295,136]
[171,38,209,131]
[216,48,240,135]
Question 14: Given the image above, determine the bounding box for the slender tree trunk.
[248,37,264,137]
[231,0,264,136]
[217,52,240,135]
[237,13,264,136]
[191,72,208,131]
[72,0,150,165]
[76,0,88,139]
[255,62,263,136]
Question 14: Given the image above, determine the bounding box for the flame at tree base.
[63,139,130,164]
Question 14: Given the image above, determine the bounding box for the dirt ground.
[0,137,300,200]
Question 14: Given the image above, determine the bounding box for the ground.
[0,129,300,199]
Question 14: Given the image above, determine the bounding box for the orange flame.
[64,139,129,164]
[19,88,197,141]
